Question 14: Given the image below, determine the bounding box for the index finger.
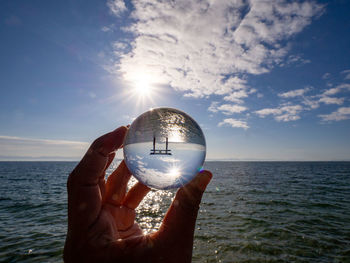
[67,126,127,229]
[69,126,128,186]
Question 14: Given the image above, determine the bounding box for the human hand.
[63,126,212,263]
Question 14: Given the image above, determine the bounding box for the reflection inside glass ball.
[123,107,206,189]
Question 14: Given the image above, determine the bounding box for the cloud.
[107,0,127,16]
[322,72,331,79]
[323,83,350,96]
[218,118,249,130]
[316,83,350,105]
[108,0,324,127]
[284,54,311,66]
[208,101,219,113]
[0,136,89,160]
[114,0,323,95]
[101,26,112,32]
[223,89,249,103]
[275,114,301,122]
[255,105,303,122]
[323,87,342,96]
[217,104,248,115]
[254,69,350,123]
[341,69,350,80]
[319,96,344,105]
[302,97,319,109]
[208,102,247,116]
[319,107,350,121]
[336,83,350,91]
[255,108,282,116]
[278,87,311,98]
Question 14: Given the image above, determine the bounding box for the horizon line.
[0,158,350,162]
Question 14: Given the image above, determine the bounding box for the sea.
[0,161,349,263]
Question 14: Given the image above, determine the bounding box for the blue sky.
[1,0,350,161]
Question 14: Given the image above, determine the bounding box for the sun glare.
[134,80,152,97]
[167,166,181,179]
[131,74,154,98]
[119,71,165,110]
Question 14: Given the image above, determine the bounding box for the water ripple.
[1,161,350,262]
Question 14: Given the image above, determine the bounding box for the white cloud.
[323,87,342,96]
[284,54,311,66]
[302,97,319,109]
[255,105,303,122]
[278,87,311,98]
[107,0,127,16]
[319,107,350,121]
[337,83,350,90]
[317,83,350,105]
[217,104,247,115]
[341,69,350,80]
[223,89,248,103]
[0,136,89,160]
[319,96,344,105]
[208,101,219,113]
[218,118,249,130]
[322,72,331,79]
[208,102,247,115]
[101,26,112,32]
[267,79,349,120]
[255,108,283,117]
[323,83,350,96]
[275,113,301,122]
[253,68,350,124]
[109,0,323,127]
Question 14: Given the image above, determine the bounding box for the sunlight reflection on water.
[106,166,175,234]
[128,176,175,234]
[2,162,350,262]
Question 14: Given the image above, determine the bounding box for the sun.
[134,79,152,97]
[167,166,181,179]
[129,73,157,103]
[118,71,165,110]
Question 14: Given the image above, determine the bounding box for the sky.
[1,0,350,161]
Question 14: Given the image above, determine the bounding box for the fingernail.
[193,170,212,191]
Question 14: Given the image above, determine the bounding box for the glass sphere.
[123,107,206,189]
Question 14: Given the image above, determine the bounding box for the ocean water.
[0,161,350,262]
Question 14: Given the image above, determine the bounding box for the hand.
[63,126,212,263]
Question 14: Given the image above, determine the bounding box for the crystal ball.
[123,107,206,189]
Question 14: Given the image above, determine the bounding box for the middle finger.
[104,160,132,205]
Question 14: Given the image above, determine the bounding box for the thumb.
[155,170,212,260]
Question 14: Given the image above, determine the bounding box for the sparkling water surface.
[1,161,350,262]
[124,108,206,189]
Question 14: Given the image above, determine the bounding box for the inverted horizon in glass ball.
[123,107,206,190]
